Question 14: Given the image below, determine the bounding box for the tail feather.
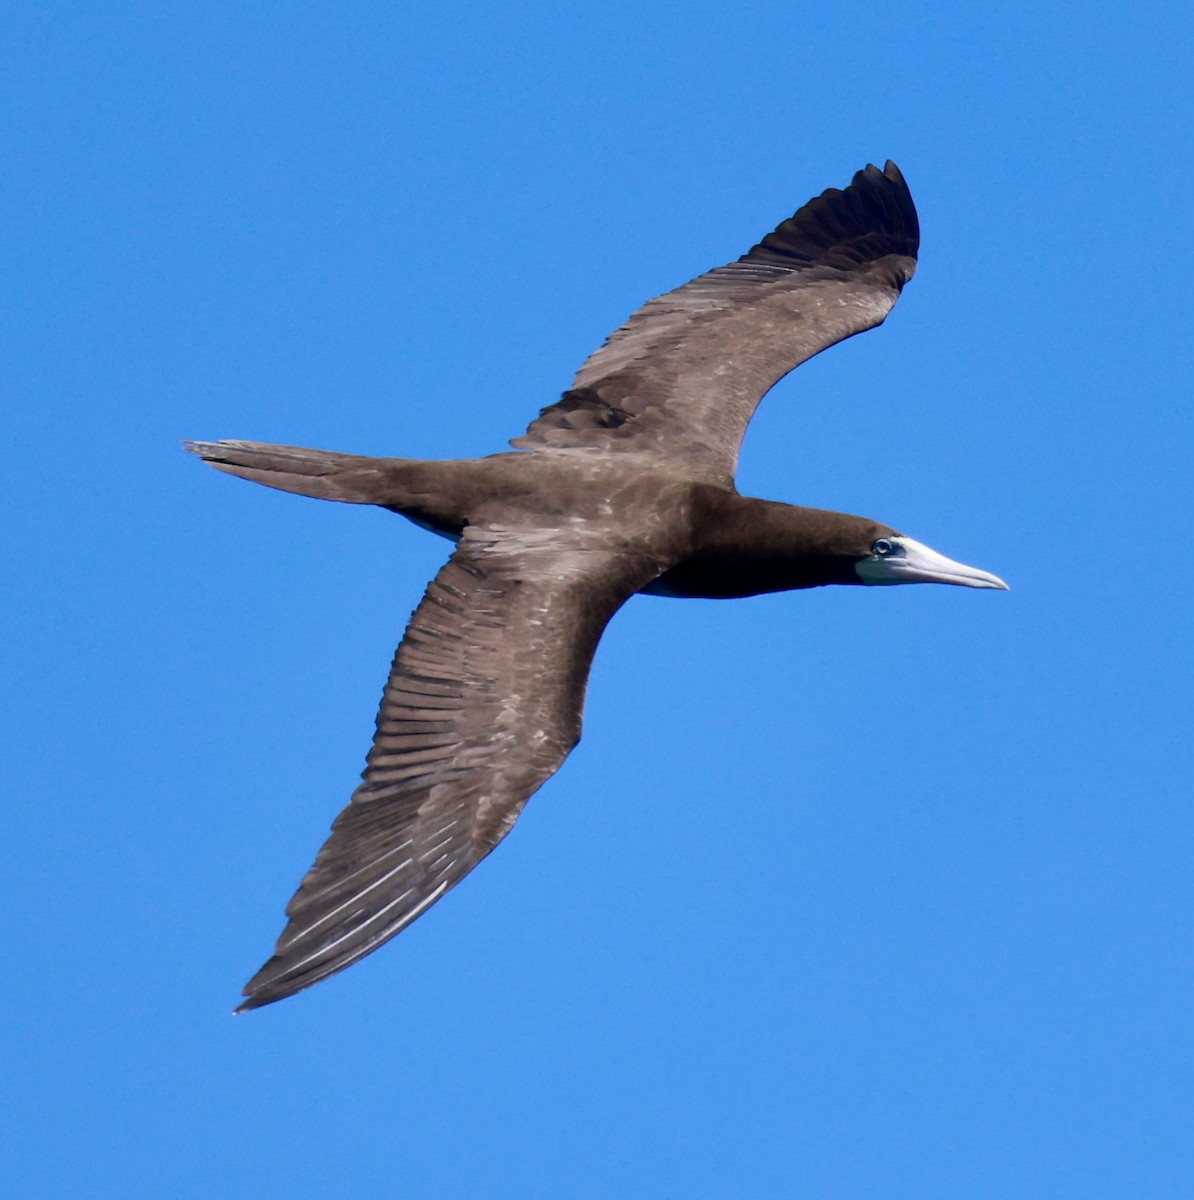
[185,439,391,503]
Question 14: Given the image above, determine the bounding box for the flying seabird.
[188,161,1008,1011]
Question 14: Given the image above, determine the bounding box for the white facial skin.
[855,536,1009,589]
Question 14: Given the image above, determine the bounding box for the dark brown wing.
[512,162,919,485]
[238,524,657,1010]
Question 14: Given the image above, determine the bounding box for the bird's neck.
[646,491,888,599]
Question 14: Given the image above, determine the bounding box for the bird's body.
[189,162,1007,1010]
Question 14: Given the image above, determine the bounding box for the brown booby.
[188,161,1007,1011]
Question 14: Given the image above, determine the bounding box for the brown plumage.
[188,161,1006,1011]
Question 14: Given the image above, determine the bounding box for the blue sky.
[4,2,1192,1196]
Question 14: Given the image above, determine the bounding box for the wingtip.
[234,957,291,1012]
[855,158,919,259]
[234,987,279,1014]
[882,159,906,185]
[855,159,908,189]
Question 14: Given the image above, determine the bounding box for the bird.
[188,161,1007,1011]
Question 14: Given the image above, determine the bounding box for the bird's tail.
[184,439,397,504]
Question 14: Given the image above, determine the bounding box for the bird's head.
[854,534,1008,590]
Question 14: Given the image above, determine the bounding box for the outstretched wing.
[239,524,657,1010]
[512,161,919,485]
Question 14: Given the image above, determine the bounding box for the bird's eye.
[873,538,894,556]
